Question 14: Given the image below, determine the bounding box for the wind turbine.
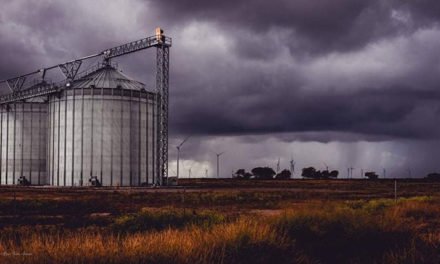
[276,158,281,173]
[176,136,191,181]
[215,152,225,179]
[290,157,295,178]
[185,160,195,179]
[347,166,354,179]
[323,162,329,171]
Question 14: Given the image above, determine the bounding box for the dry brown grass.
[1,181,440,264]
[0,219,290,264]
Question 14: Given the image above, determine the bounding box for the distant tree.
[251,167,276,179]
[275,169,292,179]
[233,169,253,180]
[243,172,253,179]
[330,170,339,178]
[301,167,338,179]
[233,169,246,179]
[425,173,440,181]
[236,169,246,175]
[302,167,317,179]
[365,172,379,180]
[321,170,331,179]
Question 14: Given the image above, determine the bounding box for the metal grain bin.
[0,99,48,185]
[47,63,158,186]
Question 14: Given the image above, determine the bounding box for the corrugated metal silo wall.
[0,103,48,185]
[47,87,157,186]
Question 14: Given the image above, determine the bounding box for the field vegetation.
[0,179,439,263]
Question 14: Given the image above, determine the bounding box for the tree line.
[232,166,341,180]
[233,167,440,181]
[233,167,291,180]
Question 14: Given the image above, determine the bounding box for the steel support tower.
[156,43,170,185]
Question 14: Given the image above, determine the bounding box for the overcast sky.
[1,0,440,178]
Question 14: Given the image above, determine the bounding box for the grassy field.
[0,179,439,263]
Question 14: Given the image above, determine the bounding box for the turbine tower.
[323,162,329,171]
[216,152,224,179]
[176,136,191,182]
[290,157,295,178]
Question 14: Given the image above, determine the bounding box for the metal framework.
[6,77,26,92]
[59,60,82,80]
[0,82,57,104]
[156,44,170,184]
[103,35,171,60]
[0,29,172,185]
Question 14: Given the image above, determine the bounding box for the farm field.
[0,179,439,263]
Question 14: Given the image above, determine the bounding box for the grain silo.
[0,97,48,185]
[0,29,171,186]
[47,63,158,186]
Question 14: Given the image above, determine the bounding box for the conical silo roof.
[72,64,145,90]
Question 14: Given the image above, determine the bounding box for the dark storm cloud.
[2,0,440,142]
[171,85,440,140]
[403,0,440,22]
[152,0,440,141]
[154,0,409,55]
[0,2,79,78]
[0,0,151,89]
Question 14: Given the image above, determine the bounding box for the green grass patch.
[112,208,226,233]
